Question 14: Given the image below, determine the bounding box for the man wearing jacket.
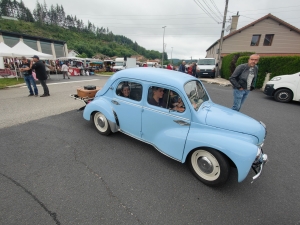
[229,54,260,111]
[31,55,50,97]
[178,61,186,73]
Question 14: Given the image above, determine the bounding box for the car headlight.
[270,77,281,81]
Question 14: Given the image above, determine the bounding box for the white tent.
[11,41,54,59]
[0,42,14,57]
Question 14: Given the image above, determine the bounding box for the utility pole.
[162,26,166,67]
[216,0,229,77]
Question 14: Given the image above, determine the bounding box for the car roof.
[111,67,197,87]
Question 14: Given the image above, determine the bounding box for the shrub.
[236,56,300,89]
[220,52,254,79]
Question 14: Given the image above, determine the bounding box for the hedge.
[220,52,254,79]
[236,56,300,89]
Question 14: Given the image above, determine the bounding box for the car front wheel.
[274,89,293,103]
[188,148,230,186]
[93,112,111,135]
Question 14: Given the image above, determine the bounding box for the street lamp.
[171,47,173,64]
[162,26,166,67]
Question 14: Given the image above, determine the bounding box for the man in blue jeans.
[229,54,260,111]
[20,56,38,97]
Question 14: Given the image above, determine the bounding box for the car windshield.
[197,59,215,65]
[114,62,123,66]
[184,80,209,111]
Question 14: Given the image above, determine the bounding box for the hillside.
[0,19,167,61]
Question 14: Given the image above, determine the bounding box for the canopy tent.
[57,57,84,62]
[0,42,14,57]
[11,41,54,59]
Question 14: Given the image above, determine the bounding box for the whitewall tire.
[93,112,111,136]
[188,148,230,186]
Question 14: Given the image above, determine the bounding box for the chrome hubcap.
[198,156,213,174]
[97,117,105,128]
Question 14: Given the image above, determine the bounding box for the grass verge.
[95,72,115,76]
[0,78,25,89]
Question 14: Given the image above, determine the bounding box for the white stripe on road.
[20,79,100,88]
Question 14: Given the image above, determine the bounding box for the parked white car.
[264,72,300,102]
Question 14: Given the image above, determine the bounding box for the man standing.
[19,56,38,97]
[61,62,70,79]
[178,61,186,73]
[192,62,197,77]
[31,55,50,97]
[229,54,260,111]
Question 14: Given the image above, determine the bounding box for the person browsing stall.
[20,56,38,97]
[30,55,50,97]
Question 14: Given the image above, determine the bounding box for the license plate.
[203,73,208,74]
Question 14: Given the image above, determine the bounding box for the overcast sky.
[21,0,300,60]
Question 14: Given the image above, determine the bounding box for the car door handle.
[111,100,120,105]
[173,120,190,126]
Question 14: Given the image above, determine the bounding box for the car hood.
[267,72,300,83]
[204,103,265,142]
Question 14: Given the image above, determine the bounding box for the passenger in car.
[173,97,185,112]
[148,87,167,108]
[120,84,130,98]
[169,91,185,112]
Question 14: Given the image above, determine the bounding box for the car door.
[111,81,143,139]
[141,85,191,161]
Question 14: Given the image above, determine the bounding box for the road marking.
[20,79,100,88]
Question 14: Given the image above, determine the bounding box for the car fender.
[83,98,118,132]
[273,82,295,93]
[182,127,258,182]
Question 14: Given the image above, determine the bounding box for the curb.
[199,79,232,87]
[6,83,26,88]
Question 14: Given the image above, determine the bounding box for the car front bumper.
[264,84,275,96]
[252,150,268,181]
[196,71,215,78]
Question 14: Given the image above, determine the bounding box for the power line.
[71,5,300,17]
[202,0,223,21]
[209,0,223,17]
[193,0,220,23]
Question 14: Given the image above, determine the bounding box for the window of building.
[116,81,143,101]
[250,35,261,46]
[54,43,65,57]
[40,41,52,55]
[263,34,274,46]
[147,86,185,113]
[3,35,19,47]
[23,38,38,51]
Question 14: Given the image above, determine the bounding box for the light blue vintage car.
[83,68,268,186]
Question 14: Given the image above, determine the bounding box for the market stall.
[56,57,85,76]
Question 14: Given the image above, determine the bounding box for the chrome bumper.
[252,153,268,181]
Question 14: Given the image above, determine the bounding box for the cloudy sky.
[22,0,300,60]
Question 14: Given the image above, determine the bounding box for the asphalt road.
[0,75,299,225]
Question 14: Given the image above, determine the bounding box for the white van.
[264,72,300,103]
[113,58,125,71]
[196,58,216,78]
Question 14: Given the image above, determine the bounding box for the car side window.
[147,86,185,113]
[116,81,143,101]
